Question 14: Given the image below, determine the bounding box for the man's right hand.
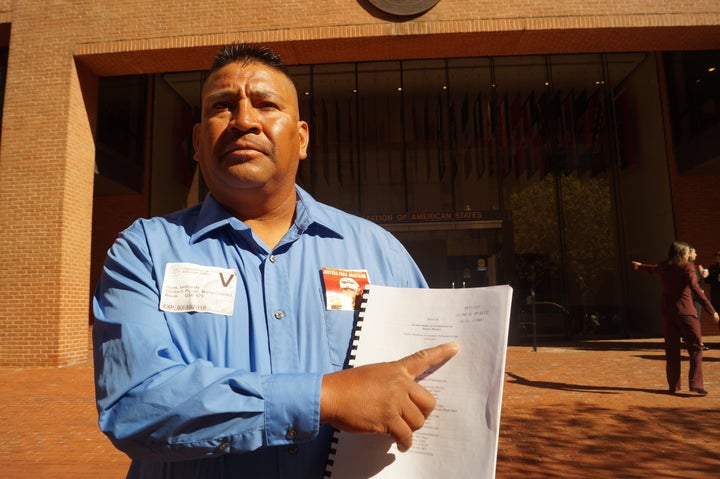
[320,342,459,452]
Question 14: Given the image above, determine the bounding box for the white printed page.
[326,284,513,479]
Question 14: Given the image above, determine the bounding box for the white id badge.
[160,262,237,315]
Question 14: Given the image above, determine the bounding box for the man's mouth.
[226,142,261,154]
[223,143,264,161]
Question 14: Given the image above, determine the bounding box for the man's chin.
[222,164,272,186]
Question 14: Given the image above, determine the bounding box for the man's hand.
[320,342,459,452]
[698,264,709,278]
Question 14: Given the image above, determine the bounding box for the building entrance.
[382,220,507,289]
[110,50,673,341]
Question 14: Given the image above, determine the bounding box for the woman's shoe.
[690,388,708,396]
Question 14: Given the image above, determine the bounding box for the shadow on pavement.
[505,371,670,396]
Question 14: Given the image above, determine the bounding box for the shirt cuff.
[262,372,322,446]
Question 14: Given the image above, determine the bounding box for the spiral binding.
[324,286,371,477]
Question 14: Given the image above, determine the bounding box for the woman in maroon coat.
[632,241,720,395]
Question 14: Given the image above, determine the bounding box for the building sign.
[367,0,440,16]
[363,210,506,224]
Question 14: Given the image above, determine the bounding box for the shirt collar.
[293,185,342,238]
[189,185,343,243]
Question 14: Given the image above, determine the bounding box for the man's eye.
[257,101,279,110]
[212,102,232,110]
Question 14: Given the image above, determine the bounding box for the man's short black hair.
[209,43,288,75]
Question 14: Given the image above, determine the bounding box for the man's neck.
[218,188,297,250]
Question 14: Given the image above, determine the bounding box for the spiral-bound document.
[325,284,513,479]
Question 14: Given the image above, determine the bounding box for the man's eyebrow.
[204,89,235,102]
[250,88,285,102]
[204,87,284,102]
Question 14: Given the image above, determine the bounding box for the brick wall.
[672,167,720,337]
[1,1,719,366]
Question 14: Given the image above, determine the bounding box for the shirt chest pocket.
[323,309,358,368]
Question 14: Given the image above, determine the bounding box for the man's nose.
[230,100,260,132]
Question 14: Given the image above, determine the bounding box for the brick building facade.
[1,1,719,366]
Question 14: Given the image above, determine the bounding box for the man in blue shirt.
[92,43,458,478]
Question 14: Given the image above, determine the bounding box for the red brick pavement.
[1,335,719,478]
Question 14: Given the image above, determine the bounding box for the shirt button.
[274,310,285,320]
[285,427,297,440]
[269,255,276,263]
[288,445,299,455]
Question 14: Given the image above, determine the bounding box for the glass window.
[446,57,495,211]
[356,61,405,213]
[550,54,620,336]
[402,59,452,212]
[299,63,361,213]
[0,46,7,136]
[664,50,720,172]
[492,56,550,207]
[95,75,148,195]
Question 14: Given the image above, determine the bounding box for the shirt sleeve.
[635,263,659,275]
[364,225,427,289]
[92,224,322,462]
[686,264,716,316]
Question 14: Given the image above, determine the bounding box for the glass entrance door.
[385,223,506,289]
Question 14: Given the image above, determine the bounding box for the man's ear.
[298,121,309,161]
[192,123,201,162]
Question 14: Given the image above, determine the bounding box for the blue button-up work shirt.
[92,186,426,478]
